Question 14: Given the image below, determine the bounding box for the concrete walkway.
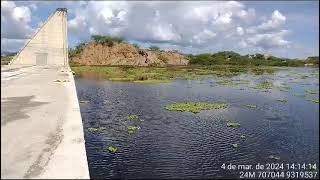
[1,65,89,178]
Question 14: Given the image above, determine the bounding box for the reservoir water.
[75,67,319,179]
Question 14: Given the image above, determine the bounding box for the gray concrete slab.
[1,65,89,178]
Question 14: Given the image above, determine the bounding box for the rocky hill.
[69,41,188,66]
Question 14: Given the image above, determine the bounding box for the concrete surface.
[11,9,68,66]
[1,65,89,178]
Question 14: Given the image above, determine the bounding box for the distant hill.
[68,35,317,67]
[69,35,188,66]
[304,56,319,66]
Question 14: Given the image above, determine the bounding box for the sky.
[1,1,319,59]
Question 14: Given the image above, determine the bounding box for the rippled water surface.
[75,67,319,179]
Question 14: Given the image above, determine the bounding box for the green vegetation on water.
[165,102,227,113]
[245,104,257,109]
[88,127,106,133]
[107,146,118,153]
[276,99,288,103]
[305,90,319,94]
[227,122,241,128]
[217,79,249,87]
[109,77,135,81]
[127,126,140,134]
[133,79,172,84]
[305,98,319,103]
[127,115,139,121]
[70,65,280,82]
[254,81,273,90]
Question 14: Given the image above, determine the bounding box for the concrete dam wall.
[1,8,89,178]
[10,8,68,66]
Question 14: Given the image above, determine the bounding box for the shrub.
[157,53,169,63]
[91,35,124,47]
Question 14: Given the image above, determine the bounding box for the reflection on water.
[75,67,319,179]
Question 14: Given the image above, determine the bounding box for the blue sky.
[1,1,319,59]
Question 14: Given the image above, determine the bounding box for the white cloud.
[1,1,33,39]
[237,26,244,35]
[67,1,257,47]
[247,30,290,49]
[247,10,286,34]
[2,1,313,58]
[258,10,286,31]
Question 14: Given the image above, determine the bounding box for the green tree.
[91,35,124,47]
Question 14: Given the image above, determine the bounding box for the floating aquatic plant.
[305,90,319,94]
[278,86,291,92]
[88,127,106,133]
[245,104,257,109]
[216,80,249,87]
[107,146,118,153]
[254,81,273,90]
[127,115,139,121]
[227,122,241,128]
[276,99,288,103]
[109,77,135,81]
[165,102,227,113]
[127,126,140,134]
[305,98,319,103]
[133,79,172,84]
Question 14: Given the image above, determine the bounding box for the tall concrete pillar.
[10,8,68,66]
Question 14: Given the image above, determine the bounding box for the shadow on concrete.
[1,95,49,126]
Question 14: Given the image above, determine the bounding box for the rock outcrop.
[70,43,188,66]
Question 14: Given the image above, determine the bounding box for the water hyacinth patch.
[305,90,319,94]
[216,79,249,87]
[165,102,227,113]
[107,146,118,153]
[127,126,140,134]
[127,115,139,121]
[278,86,291,92]
[109,77,135,81]
[305,98,319,103]
[245,104,257,109]
[88,127,106,133]
[276,99,288,103]
[254,81,273,90]
[133,80,172,84]
[227,122,241,128]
